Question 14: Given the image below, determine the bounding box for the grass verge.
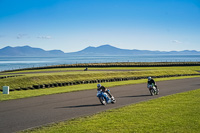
[0,75,200,101]
[20,88,200,133]
[0,66,199,90]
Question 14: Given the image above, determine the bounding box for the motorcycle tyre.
[156,88,159,95]
[111,98,116,104]
[99,97,107,105]
[150,89,154,96]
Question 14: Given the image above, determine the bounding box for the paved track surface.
[0,77,200,133]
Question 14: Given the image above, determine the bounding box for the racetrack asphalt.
[0,77,200,133]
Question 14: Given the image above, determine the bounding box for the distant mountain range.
[0,45,200,56]
[0,46,65,56]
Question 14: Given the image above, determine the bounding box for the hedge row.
[0,75,21,79]
[1,74,199,92]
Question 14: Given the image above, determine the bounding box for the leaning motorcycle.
[97,89,116,105]
[149,84,159,96]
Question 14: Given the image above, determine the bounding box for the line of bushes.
[1,74,199,92]
[0,75,21,79]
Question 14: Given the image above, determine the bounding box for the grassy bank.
[5,61,200,72]
[0,76,199,101]
[0,65,200,101]
[21,88,200,133]
[0,66,200,91]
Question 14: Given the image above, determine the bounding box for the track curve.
[0,77,200,133]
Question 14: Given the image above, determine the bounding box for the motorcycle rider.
[97,84,114,101]
[147,77,157,89]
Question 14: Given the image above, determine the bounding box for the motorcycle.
[149,83,159,96]
[97,89,116,105]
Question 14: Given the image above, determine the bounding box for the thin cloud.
[172,40,182,44]
[37,36,52,39]
[17,34,28,39]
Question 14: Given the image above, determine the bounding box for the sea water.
[0,55,200,71]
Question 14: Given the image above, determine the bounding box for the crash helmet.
[148,77,151,81]
[97,84,101,88]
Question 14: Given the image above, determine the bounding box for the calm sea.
[0,55,200,71]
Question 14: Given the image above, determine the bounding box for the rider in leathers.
[147,77,157,89]
[97,84,114,100]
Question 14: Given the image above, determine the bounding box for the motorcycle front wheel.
[150,89,155,96]
[99,97,106,105]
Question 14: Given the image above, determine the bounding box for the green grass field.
[1,66,200,90]
[0,75,199,101]
[0,64,200,101]
[1,63,199,132]
[20,88,200,133]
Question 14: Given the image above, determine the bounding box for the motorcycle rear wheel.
[156,88,159,95]
[111,97,116,104]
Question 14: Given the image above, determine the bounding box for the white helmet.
[97,84,101,88]
[148,77,151,81]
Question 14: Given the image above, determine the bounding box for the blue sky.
[0,0,200,52]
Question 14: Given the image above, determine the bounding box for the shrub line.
[1,74,199,92]
[0,75,22,80]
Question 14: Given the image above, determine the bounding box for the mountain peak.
[0,45,65,56]
[3,46,12,49]
[76,44,125,55]
[98,44,111,47]
[97,44,115,48]
[84,44,114,50]
[19,45,32,48]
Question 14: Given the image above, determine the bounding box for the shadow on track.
[191,84,200,86]
[55,104,102,109]
[118,94,151,98]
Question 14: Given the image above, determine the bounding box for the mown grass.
[20,88,200,133]
[0,76,200,101]
[2,66,200,74]
[11,61,200,71]
[0,66,200,90]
